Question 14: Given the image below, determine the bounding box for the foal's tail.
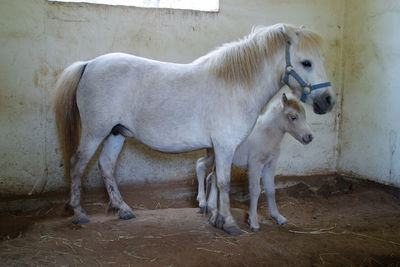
[54,61,88,179]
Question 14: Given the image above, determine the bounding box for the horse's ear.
[282,93,289,107]
[281,24,299,45]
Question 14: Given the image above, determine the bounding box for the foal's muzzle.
[302,133,313,144]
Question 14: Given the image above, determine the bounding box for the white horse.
[197,93,313,231]
[55,23,335,235]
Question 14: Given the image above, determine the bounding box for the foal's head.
[281,24,336,114]
[280,93,313,145]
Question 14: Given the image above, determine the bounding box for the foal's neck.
[260,103,286,143]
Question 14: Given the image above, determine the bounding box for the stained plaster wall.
[338,1,400,187]
[0,0,344,196]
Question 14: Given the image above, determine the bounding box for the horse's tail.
[54,61,88,179]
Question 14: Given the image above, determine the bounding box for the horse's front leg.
[248,161,263,231]
[99,134,135,220]
[214,147,244,235]
[196,148,214,213]
[262,162,287,225]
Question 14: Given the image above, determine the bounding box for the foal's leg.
[262,162,287,225]
[214,147,243,235]
[68,136,103,224]
[196,148,214,213]
[98,134,135,220]
[248,161,264,231]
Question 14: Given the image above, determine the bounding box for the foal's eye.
[289,115,298,121]
[301,60,312,68]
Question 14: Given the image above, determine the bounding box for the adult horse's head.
[280,24,335,114]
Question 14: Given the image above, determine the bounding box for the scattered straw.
[144,235,162,239]
[62,241,76,253]
[196,247,232,257]
[123,250,151,260]
[118,235,136,240]
[289,225,400,246]
[289,225,337,234]
[95,259,103,267]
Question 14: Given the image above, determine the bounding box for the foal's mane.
[261,93,306,118]
[198,24,324,88]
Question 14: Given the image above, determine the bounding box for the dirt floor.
[0,176,399,266]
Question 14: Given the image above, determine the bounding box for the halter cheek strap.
[283,42,331,103]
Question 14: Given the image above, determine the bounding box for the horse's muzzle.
[313,93,336,114]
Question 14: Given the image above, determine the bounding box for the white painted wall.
[338,0,400,187]
[1,0,344,196]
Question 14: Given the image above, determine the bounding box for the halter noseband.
[283,42,331,103]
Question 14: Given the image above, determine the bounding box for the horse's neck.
[251,54,286,114]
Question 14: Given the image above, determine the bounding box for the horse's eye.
[301,60,312,68]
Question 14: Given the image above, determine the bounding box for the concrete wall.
[1,0,344,196]
[338,0,400,187]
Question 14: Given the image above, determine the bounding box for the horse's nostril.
[326,95,332,105]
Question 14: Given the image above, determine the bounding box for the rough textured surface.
[338,0,400,187]
[0,0,342,195]
[1,177,399,266]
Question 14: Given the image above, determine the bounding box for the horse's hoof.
[199,206,207,214]
[223,224,244,235]
[216,215,224,229]
[250,225,260,232]
[119,210,136,220]
[71,214,90,225]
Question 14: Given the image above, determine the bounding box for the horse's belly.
[134,124,211,153]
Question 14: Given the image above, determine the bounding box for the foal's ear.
[282,93,289,107]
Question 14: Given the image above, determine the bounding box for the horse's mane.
[197,23,324,88]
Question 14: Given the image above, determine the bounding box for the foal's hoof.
[119,210,136,220]
[250,225,260,232]
[273,215,288,226]
[71,214,90,225]
[223,224,244,235]
[209,215,217,226]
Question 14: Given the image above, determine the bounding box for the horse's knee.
[217,180,230,193]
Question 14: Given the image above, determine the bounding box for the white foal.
[196,93,313,231]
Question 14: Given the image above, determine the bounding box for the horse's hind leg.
[196,148,214,213]
[98,134,135,220]
[68,136,103,224]
[206,171,218,225]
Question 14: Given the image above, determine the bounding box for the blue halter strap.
[283,42,331,102]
